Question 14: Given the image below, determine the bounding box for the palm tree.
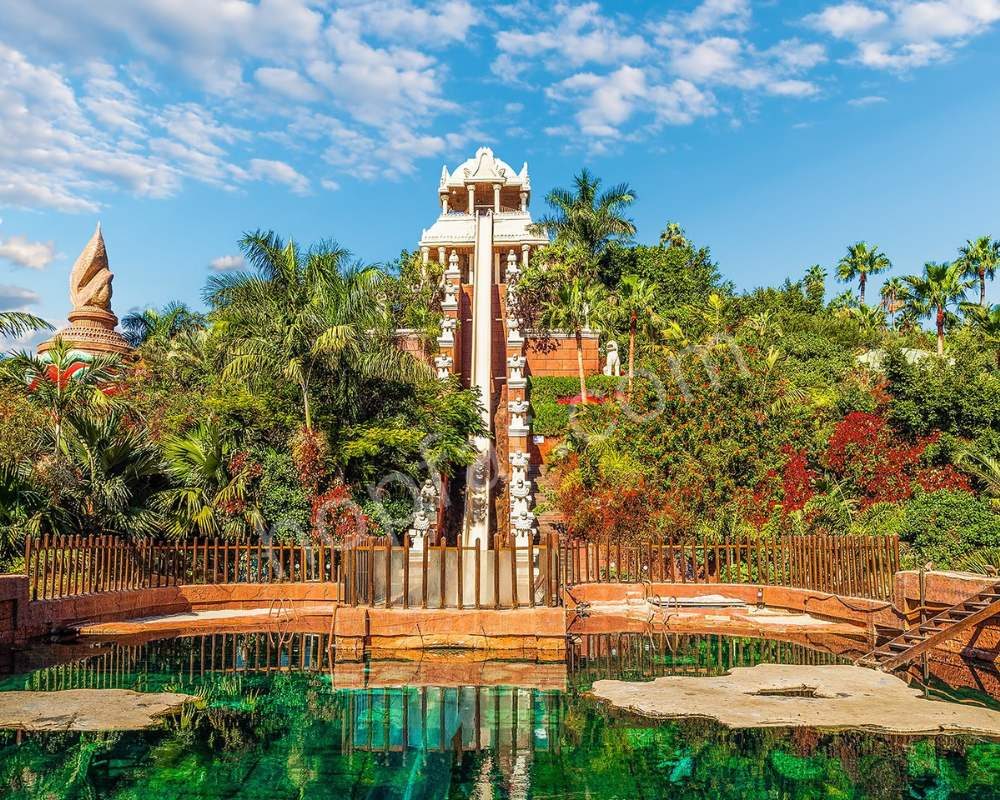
[957,235,999,307]
[658,221,688,249]
[880,277,905,328]
[534,169,637,260]
[122,302,203,348]
[957,446,1000,509]
[804,264,826,308]
[156,423,262,538]
[207,230,425,431]
[848,303,887,334]
[837,242,891,305]
[962,303,1000,367]
[541,278,606,404]
[743,310,784,341]
[902,261,973,356]
[49,411,163,538]
[0,312,52,340]
[1,338,123,451]
[614,275,660,397]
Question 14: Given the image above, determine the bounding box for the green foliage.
[900,490,1000,567]
[529,375,623,435]
[253,447,310,542]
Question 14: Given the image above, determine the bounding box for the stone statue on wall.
[442,280,458,309]
[507,353,526,386]
[508,398,530,430]
[434,353,453,380]
[603,340,622,377]
[507,315,523,344]
[438,316,456,344]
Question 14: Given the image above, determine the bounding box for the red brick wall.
[525,334,600,377]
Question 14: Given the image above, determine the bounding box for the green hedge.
[529,375,624,436]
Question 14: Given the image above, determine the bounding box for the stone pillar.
[440,193,449,214]
[521,244,530,271]
[467,184,475,214]
[438,246,446,266]
[520,191,528,212]
[421,246,429,265]
[493,183,501,212]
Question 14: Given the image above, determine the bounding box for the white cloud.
[0,235,57,270]
[767,79,819,97]
[856,40,950,69]
[255,67,321,102]
[320,178,340,191]
[0,284,42,309]
[248,159,310,195]
[495,2,648,72]
[806,3,889,38]
[209,254,244,272]
[682,0,752,33]
[847,94,887,106]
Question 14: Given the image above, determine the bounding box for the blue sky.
[1,0,999,347]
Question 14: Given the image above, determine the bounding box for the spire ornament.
[38,223,132,357]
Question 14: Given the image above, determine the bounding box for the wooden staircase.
[858,581,1000,672]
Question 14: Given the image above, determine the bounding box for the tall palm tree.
[902,261,974,356]
[1,339,123,451]
[614,275,660,398]
[122,302,203,348]
[534,169,637,260]
[156,422,262,538]
[541,278,606,404]
[880,277,905,328]
[962,303,1000,368]
[837,242,891,305]
[957,235,999,307]
[804,264,826,308]
[207,230,425,431]
[0,312,52,340]
[658,221,688,249]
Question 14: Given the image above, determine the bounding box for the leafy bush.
[529,375,624,436]
[900,490,1000,568]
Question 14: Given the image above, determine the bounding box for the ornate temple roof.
[439,147,530,191]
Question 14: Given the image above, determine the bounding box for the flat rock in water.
[591,664,1000,737]
[0,689,194,731]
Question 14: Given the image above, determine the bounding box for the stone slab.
[0,689,194,731]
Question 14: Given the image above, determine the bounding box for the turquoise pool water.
[1,633,999,799]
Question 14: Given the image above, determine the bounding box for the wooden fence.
[24,532,900,604]
[560,534,900,601]
[343,534,561,610]
[24,534,344,601]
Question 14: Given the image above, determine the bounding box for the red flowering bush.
[310,483,370,543]
[290,426,330,492]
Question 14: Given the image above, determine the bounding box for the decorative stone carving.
[445,250,460,278]
[434,353,453,380]
[507,353,526,388]
[438,316,456,345]
[509,450,530,480]
[508,398,530,432]
[507,316,523,344]
[511,506,535,534]
[442,280,459,309]
[408,479,438,550]
[506,249,520,282]
[470,454,490,523]
[603,340,622,377]
[39,223,132,358]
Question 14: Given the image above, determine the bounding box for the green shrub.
[529,374,624,436]
[900,490,1000,569]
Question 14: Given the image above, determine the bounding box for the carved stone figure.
[438,316,456,344]
[507,353,526,386]
[39,223,132,357]
[506,249,520,282]
[445,250,461,277]
[434,353,453,380]
[442,280,459,309]
[507,316,523,344]
[603,340,622,377]
[508,398,530,430]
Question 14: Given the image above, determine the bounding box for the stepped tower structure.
[38,223,132,358]
[416,147,598,548]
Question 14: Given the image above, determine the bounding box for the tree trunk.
[859,272,867,306]
[981,268,987,307]
[628,313,636,399]
[936,305,945,356]
[575,328,588,405]
[301,379,312,430]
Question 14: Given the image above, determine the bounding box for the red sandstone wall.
[525,334,600,378]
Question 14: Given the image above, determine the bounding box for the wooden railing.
[343,534,561,610]
[24,534,344,601]
[560,534,900,601]
[24,532,900,604]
